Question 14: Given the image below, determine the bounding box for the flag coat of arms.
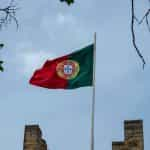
[29,44,94,89]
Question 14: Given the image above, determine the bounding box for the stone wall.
[23,125,47,150]
[112,120,144,150]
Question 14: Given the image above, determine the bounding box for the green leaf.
[0,61,4,72]
[60,0,74,5]
[0,43,4,49]
[0,66,4,72]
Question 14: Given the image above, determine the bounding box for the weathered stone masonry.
[23,125,47,150]
[112,120,144,150]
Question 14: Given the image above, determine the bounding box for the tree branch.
[146,13,150,32]
[131,0,146,69]
[0,0,18,29]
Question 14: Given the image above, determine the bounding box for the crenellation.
[112,120,144,150]
[23,125,47,150]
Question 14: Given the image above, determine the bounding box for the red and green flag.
[29,44,94,89]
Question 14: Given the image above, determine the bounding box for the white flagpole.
[91,32,96,150]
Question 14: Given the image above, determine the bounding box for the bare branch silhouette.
[0,0,18,29]
[131,0,148,69]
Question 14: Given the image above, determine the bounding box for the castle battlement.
[23,125,47,150]
[112,120,144,150]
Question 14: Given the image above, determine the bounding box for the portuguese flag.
[29,44,94,89]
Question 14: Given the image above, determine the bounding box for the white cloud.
[40,12,92,49]
[40,12,77,34]
[56,13,76,25]
[15,42,56,77]
[57,13,65,24]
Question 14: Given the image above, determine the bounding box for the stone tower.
[23,125,47,150]
[112,120,144,150]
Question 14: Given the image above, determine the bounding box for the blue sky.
[0,0,150,150]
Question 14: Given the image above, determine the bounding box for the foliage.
[0,0,18,72]
[60,0,74,5]
[0,44,4,72]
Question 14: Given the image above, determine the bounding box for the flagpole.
[91,32,96,150]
